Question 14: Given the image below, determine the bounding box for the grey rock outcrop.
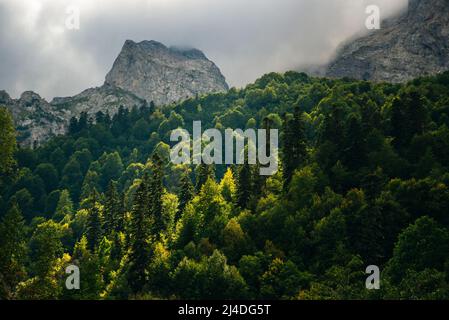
[1,86,143,147]
[0,90,66,146]
[105,40,229,105]
[50,84,144,120]
[1,40,228,146]
[326,0,449,82]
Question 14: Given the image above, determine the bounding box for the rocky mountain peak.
[19,91,45,107]
[326,0,449,82]
[0,90,12,105]
[105,40,229,105]
[170,46,207,60]
[1,39,229,146]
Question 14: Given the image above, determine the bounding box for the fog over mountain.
[326,0,449,82]
[0,0,407,100]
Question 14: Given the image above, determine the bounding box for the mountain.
[326,0,449,82]
[0,90,66,146]
[105,40,229,106]
[1,40,228,146]
[0,86,144,147]
[50,84,144,122]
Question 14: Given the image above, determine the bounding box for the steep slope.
[0,90,66,146]
[326,0,449,82]
[105,40,229,105]
[0,86,143,146]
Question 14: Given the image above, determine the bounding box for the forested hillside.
[1,71,449,299]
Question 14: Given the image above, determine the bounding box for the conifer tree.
[220,167,236,204]
[149,153,164,237]
[128,179,149,293]
[86,189,103,251]
[282,106,306,191]
[196,163,215,192]
[0,203,27,298]
[116,192,126,233]
[53,189,73,222]
[236,163,252,209]
[104,181,119,235]
[0,107,17,177]
[178,170,194,217]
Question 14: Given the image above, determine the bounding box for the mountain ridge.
[105,40,229,106]
[326,0,449,82]
[1,40,229,146]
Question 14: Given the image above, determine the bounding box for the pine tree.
[178,170,194,217]
[53,189,73,221]
[249,164,264,209]
[196,163,215,192]
[128,179,149,293]
[236,163,252,209]
[86,189,103,251]
[149,153,164,237]
[282,106,307,191]
[0,203,27,299]
[116,192,126,233]
[219,167,236,203]
[104,181,119,235]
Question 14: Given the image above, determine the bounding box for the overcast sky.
[0,0,408,100]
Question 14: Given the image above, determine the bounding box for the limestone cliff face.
[1,40,228,146]
[105,40,229,106]
[0,86,143,147]
[50,84,144,121]
[0,90,66,146]
[326,0,449,82]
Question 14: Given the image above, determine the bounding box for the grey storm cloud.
[0,0,408,100]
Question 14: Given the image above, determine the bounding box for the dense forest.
[1,71,449,299]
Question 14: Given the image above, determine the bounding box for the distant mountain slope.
[105,40,229,106]
[326,0,449,82]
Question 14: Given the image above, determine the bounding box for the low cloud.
[0,0,408,100]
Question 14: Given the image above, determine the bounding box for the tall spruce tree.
[86,189,103,251]
[116,192,126,233]
[149,153,164,237]
[0,203,27,299]
[104,181,119,235]
[128,179,149,293]
[196,163,215,192]
[282,106,307,191]
[178,170,194,217]
[236,163,252,209]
